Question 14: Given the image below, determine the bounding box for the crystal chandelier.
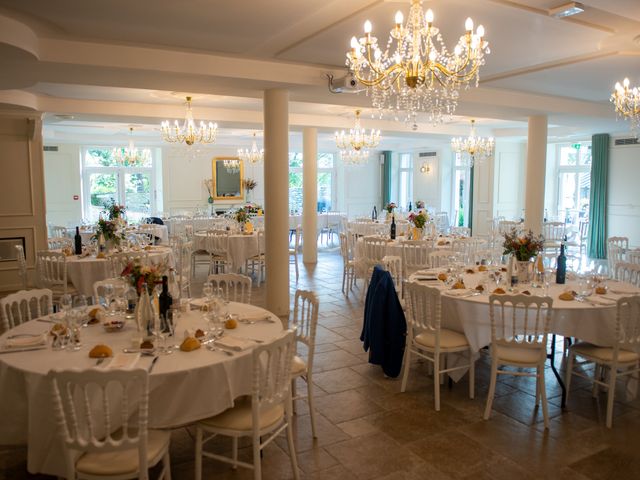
[340,148,372,166]
[223,158,241,173]
[451,119,494,167]
[237,132,264,164]
[611,78,640,135]
[160,96,217,146]
[345,0,489,127]
[335,110,381,162]
[112,127,151,167]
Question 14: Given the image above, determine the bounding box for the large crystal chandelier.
[346,0,489,127]
[238,132,264,164]
[160,96,217,146]
[112,127,151,167]
[335,110,381,163]
[611,78,640,135]
[451,119,494,167]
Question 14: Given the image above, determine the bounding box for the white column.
[302,127,317,264]
[263,89,290,316]
[524,115,547,235]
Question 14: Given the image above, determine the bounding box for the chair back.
[206,231,229,256]
[108,251,149,277]
[404,282,442,346]
[15,244,28,290]
[452,238,480,265]
[423,222,437,238]
[401,240,432,277]
[0,288,53,331]
[498,221,520,236]
[252,330,296,415]
[429,249,455,268]
[608,245,625,277]
[362,236,387,264]
[207,273,252,304]
[434,212,450,234]
[292,289,319,370]
[579,221,589,244]
[178,239,193,287]
[93,278,126,306]
[608,236,629,251]
[254,229,265,255]
[50,225,68,237]
[50,368,151,478]
[36,250,68,291]
[614,262,640,287]
[488,294,553,351]
[628,250,640,266]
[382,255,403,295]
[291,226,301,253]
[614,296,640,359]
[542,222,565,243]
[450,226,471,237]
[339,233,350,262]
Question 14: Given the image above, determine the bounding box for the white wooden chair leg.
[469,351,475,400]
[538,364,549,429]
[592,364,601,398]
[565,351,575,402]
[195,427,203,480]
[484,360,498,420]
[306,377,318,438]
[286,410,300,480]
[232,436,238,470]
[163,450,172,480]
[606,368,616,428]
[400,345,411,393]
[291,379,297,414]
[434,353,441,411]
[253,432,262,480]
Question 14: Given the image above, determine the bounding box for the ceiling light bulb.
[465,17,474,31]
[425,9,434,23]
[395,11,403,25]
[623,78,630,88]
[364,20,372,33]
[351,36,359,49]
[477,25,485,37]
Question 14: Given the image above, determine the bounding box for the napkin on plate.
[587,297,616,306]
[216,336,255,351]
[106,353,141,370]
[444,289,472,297]
[4,333,47,348]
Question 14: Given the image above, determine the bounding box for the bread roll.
[89,344,113,358]
[180,337,201,352]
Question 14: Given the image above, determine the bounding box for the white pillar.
[524,115,547,235]
[302,127,317,264]
[263,89,290,316]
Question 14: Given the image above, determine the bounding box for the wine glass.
[152,315,167,354]
[67,310,83,351]
[60,294,73,313]
[202,281,213,302]
[102,284,115,316]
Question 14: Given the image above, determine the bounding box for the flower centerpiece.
[105,199,126,221]
[385,202,397,214]
[408,210,429,239]
[415,200,425,209]
[503,229,544,283]
[235,207,249,225]
[243,178,257,192]
[120,260,165,295]
[204,178,214,204]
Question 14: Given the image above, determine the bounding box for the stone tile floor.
[2,250,640,479]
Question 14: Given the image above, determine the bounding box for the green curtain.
[587,133,609,259]
[382,150,392,206]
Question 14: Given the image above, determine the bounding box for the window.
[452,153,471,227]
[556,142,591,225]
[81,147,157,223]
[390,153,413,211]
[288,152,335,213]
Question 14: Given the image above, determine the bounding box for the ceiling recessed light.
[548,2,585,18]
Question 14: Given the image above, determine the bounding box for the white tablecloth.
[0,302,283,477]
[193,232,263,272]
[65,247,175,297]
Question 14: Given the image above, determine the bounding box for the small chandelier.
[238,132,264,164]
[451,119,494,167]
[346,0,489,127]
[223,158,241,173]
[611,78,640,135]
[160,96,217,146]
[340,149,372,166]
[112,127,151,167]
[335,110,381,165]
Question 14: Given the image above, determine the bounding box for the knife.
[0,346,47,354]
[148,355,159,373]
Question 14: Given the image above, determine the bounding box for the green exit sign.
[572,143,581,150]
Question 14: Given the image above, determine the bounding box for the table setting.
[0,292,282,477]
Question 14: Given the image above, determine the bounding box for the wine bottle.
[124,284,138,320]
[74,226,82,255]
[158,275,173,333]
[97,232,105,255]
[372,205,378,221]
[509,256,517,287]
[371,206,376,221]
[137,282,154,337]
[390,214,396,240]
[556,241,567,284]
[408,201,412,212]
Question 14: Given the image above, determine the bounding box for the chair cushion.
[76,429,170,476]
[291,355,307,376]
[415,329,469,349]
[494,344,546,365]
[571,342,640,364]
[198,397,284,432]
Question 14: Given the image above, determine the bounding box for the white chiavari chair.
[484,294,553,429]
[36,250,75,303]
[628,249,640,266]
[50,368,172,480]
[608,237,629,275]
[245,229,266,286]
[1,288,53,332]
[450,226,471,237]
[339,233,356,297]
[566,295,640,428]
[176,239,193,297]
[289,226,301,282]
[290,289,319,438]
[614,263,640,287]
[434,212,450,234]
[452,238,480,265]
[195,331,299,480]
[49,225,68,238]
[401,240,432,278]
[48,237,73,250]
[382,255,403,298]
[401,282,475,411]
[15,244,29,290]
[206,231,230,275]
[361,235,388,300]
[429,250,455,269]
[92,278,127,307]
[108,251,150,278]
[542,221,566,256]
[207,273,252,304]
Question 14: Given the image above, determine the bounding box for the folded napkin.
[240,315,275,323]
[216,336,255,351]
[587,296,616,306]
[106,353,140,370]
[444,289,472,297]
[5,333,47,348]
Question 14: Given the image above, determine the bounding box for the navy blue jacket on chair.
[360,265,407,378]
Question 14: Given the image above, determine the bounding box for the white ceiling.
[0,0,639,146]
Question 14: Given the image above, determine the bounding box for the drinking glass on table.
[202,281,213,302]
[73,295,88,309]
[102,283,115,316]
[60,294,73,313]
[67,310,83,351]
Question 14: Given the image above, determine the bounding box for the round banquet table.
[0,301,283,477]
[193,232,263,272]
[64,246,175,297]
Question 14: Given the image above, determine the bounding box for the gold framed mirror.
[212,156,244,200]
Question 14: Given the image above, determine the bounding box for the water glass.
[60,294,73,313]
